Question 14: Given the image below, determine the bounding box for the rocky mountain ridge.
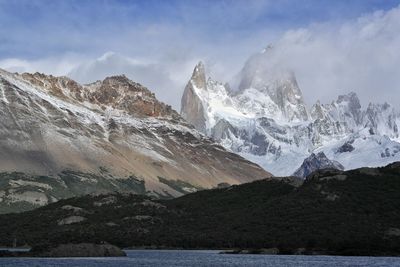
[0,68,271,213]
[181,47,400,176]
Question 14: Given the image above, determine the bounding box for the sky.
[0,0,400,109]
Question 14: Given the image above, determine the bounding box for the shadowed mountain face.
[1,162,399,256]
[181,48,400,176]
[0,69,271,213]
[292,152,344,178]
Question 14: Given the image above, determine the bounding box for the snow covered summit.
[181,48,400,176]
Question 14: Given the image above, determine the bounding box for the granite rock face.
[181,62,208,133]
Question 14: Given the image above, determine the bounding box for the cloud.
[0,50,199,109]
[67,52,199,108]
[257,5,400,107]
[0,1,399,110]
[0,53,87,75]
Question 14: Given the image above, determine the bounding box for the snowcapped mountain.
[292,152,344,178]
[181,47,400,176]
[237,45,309,122]
[0,68,271,212]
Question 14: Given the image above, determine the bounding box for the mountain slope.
[292,152,344,178]
[0,69,271,213]
[181,48,400,176]
[1,162,399,256]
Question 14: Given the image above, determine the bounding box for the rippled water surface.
[1,250,400,267]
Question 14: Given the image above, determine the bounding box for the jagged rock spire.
[180,61,208,133]
[190,61,207,90]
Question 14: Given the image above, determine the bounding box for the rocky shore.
[0,243,126,257]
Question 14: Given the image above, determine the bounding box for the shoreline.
[117,247,400,257]
[1,247,400,258]
[0,243,126,258]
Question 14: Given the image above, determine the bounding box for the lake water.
[1,249,400,267]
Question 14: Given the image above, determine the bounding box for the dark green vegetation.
[0,163,400,256]
[0,170,206,214]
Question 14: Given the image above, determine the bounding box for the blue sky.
[1,0,400,108]
[1,0,398,59]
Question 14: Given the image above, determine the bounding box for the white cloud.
[0,4,399,111]
[67,52,198,108]
[0,53,86,76]
[255,5,400,107]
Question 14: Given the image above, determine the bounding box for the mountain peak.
[367,101,391,111]
[103,74,131,83]
[236,48,309,122]
[181,62,208,132]
[18,71,83,100]
[100,74,149,94]
[336,92,361,107]
[292,152,344,178]
[365,101,399,138]
[85,74,178,118]
[195,61,205,71]
[190,61,207,90]
[333,91,362,125]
